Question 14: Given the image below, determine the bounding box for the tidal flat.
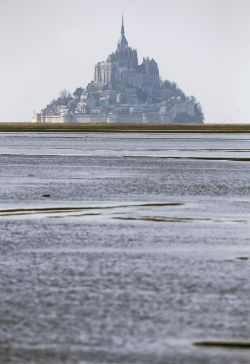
[0,132,250,364]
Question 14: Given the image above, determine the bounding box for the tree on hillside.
[160,80,186,98]
[73,87,84,99]
[194,102,204,122]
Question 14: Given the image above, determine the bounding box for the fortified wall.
[32,114,107,124]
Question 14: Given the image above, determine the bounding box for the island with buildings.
[33,17,204,124]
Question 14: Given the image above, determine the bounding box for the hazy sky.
[0,0,249,123]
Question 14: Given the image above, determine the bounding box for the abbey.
[94,17,160,91]
[33,17,204,124]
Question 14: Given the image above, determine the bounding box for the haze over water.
[0,132,250,364]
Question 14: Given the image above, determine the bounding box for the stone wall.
[171,101,195,119]
[107,113,143,124]
[41,114,108,124]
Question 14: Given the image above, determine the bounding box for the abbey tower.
[94,16,160,91]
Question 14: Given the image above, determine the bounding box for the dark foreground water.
[0,132,250,364]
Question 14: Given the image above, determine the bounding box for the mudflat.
[0,132,249,364]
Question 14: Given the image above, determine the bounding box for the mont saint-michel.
[33,17,204,124]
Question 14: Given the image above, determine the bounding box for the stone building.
[33,16,204,124]
[94,16,160,91]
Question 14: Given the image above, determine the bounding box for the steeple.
[117,14,128,49]
[121,14,125,34]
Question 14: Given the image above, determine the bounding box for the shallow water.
[0,132,250,364]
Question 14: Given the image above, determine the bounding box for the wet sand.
[0,132,249,364]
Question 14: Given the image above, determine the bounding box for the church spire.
[121,14,125,34]
[117,14,128,49]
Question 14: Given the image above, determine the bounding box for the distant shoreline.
[0,123,250,133]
